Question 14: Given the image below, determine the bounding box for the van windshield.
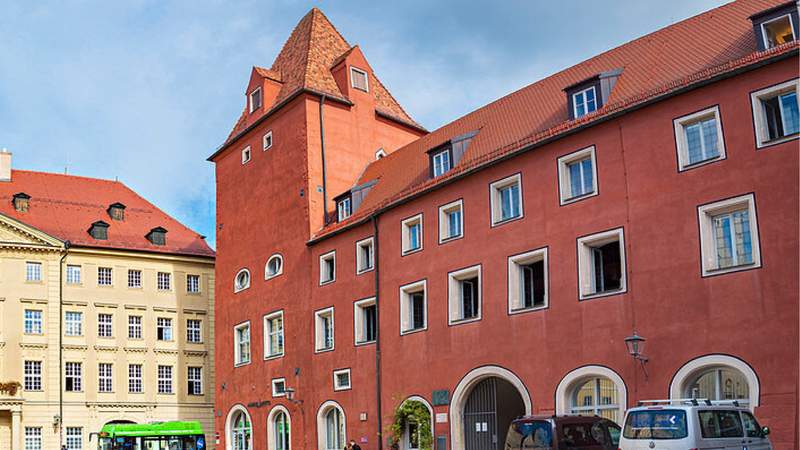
[623,410,688,439]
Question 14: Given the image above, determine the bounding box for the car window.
[607,422,621,445]
[740,411,763,438]
[505,420,552,449]
[698,410,744,438]
[560,422,606,448]
[623,410,688,439]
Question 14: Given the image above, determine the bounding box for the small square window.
[438,199,463,243]
[263,130,273,151]
[234,322,251,366]
[400,280,427,334]
[272,378,287,397]
[573,86,598,119]
[350,67,369,92]
[761,14,796,49]
[354,298,377,345]
[127,269,141,288]
[557,146,598,205]
[674,106,726,171]
[66,265,81,285]
[249,87,263,113]
[337,197,352,222]
[333,368,351,391]
[241,146,252,164]
[751,79,799,148]
[26,261,42,282]
[98,267,113,286]
[24,309,43,335]
[697,193,762,277]
[490,174,523,225]
[356,237,375,274]
[431,148,452,177]
[577,228,627,300]
[65,311,83,336]
[448,265,482,324]
[315,307,335,352]
[319,251,336,285]
[508,248,548,313]
[264,311,284,359]
[401,214,423,255]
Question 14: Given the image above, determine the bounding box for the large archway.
[450,366,532,450]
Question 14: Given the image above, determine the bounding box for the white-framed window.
[157,317,173,341]
[187,366,203,395]
[432,148,452,177]
[241,146,252,164]
[24,309,42,335]
[438,199,463,243]
[354,297,377,345]
[674,106,726,170]
[128,364,143,393]
[556,366,627,423]
[66,427,83,450]
[234,322,251,366]
[25,261,42,282]
[319,403,346,450]
[697,193,761,276]
[128,269,142,288]
[65,311,82,336]
[272,377,287,397]
[314,307,335,352]
[356,237,374,274]
[490,174,523,225]
[229,407,253,450]
[264,311,285,359]
[577,227,627,300]
[234,268,251,292]
[557,146,598,205]
[671,355,759,409]
[187,274,201,293]
[375,148,387,159]
[128,315,143,339]
[337,197,352,222]
[98,313,113,337]
[249,87,262,113]
[350,66,369,92]
[266,254,284,279]
[157,365,173,394]
[448,265,482,324]
[573,86,598,118]
[65,362,82,392]
[270,407,291,450]
[401,214,423,254]
[157,272,171,291]
[98,362,113,392]
[400,280,427,334]
[760,14,796,49]
[24,427,42,450]
[187,319,202,343]
[319,251,336,285]
[263,130,273,151]
[98,266,113,286]
[508,247,548,313]
[24,360,42,391]
[66,264,82,285]
[751,78,799,148]
[333,368,352,391]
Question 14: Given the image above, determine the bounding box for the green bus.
[94,421,207,450]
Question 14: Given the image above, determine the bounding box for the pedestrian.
[346,439,362,450]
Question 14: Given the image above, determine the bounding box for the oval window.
[235,269,251,292]
[266,255,283,279]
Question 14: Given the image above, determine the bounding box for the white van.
[618,399,772,450]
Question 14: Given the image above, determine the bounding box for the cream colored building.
[0,154,215,450]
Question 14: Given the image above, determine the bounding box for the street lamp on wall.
[625,331,649,379]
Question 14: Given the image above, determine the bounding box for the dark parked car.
[505,415,621,450]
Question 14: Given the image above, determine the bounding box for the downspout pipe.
[372,214,383,450]
[319,94,329,225]
[58,240,70,448]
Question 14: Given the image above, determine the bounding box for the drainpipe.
[58,241,70,448]
[319,94,329,225]
[371,215,383,450]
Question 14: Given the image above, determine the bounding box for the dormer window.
[565,70,620,121]
[107,202,126,221]
[337,197,352,222]
[249,87,263,113]
[88,221,109,240]
[350,67,369,92]
[146,227,167,246]
[431,147,452,177]
[572,86,598,119]
[12,192,30,212]
[751,5,799,51]
[427,131,477,179]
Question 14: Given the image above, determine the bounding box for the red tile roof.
[222,8,422,147]
[313,0,798,241]
[0,170,214,258]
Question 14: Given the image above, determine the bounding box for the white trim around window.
[314,307,335,353]
[401,213,424,255]
[271,377,287,397]
[333,368,352,391]
[263,310,285,360]
[233,321,251,367]
[319,250,336,285]
[750,78,799,148]
[249,87,262,113]
[674,105,726,171]
[447,264,482,325]
[350,66,369,92]
[399,280,427,335]
[557,146,598,205]
[507,247,548,314]
[354,297,377,345]
[760,14,796,50]
[356,237,375,274]
[697,193,761,277]
[265,254,284,280]
[263,130,273,151]
[316,400,347,450]
[576,227,627,300]
[234,268,251,293]
[241,146,252,165]
[438,199,464,243]
[489,173,523,226]
[555,365,627,422]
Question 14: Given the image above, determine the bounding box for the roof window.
[564,69,622,120]
[427,131,477,179]
[88,221,109,240]
[107,202,126,221]
[12,192,30,212]
[751,5,798,51]
[350,67,369,92]
[249,87,263,113]
[146,227,167,246]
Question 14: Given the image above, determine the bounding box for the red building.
[210,2,799,449]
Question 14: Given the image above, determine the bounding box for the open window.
[249,87,262,113]
[263,130,273,151]
[750,79,799,148]
[263,311,284,359]
[577,228,626,300]
[448,265,481,324]
[399,280,427,335]
[337,196,352,222]
[354,298,377,345]
[315,307,335,352]
[751,4,798,51]
[356,237,374,274]
[234,322,251,366]
[319,251,336,285]
[241,146,252,164]
[508,248,548,313]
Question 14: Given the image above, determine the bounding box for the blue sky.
[0,0,728,248]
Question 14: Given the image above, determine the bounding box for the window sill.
[25,280,43,284]
[314,347,335,354]
[186,291,202,295]
[400,327,427,336]
[702,261,761,278]
[319,279,335,286]
[264,353,285,361]
[401,247,423,256]
[265,274,283,281]
[127,286,143,290]
[157,392,176,396]
[333,386,352,392]
[509,304,548,315]
[355,339,376,347]
[448,316,481,326]
[356,267,375,275]
[757,132,799,149]
[234,361,252,368]
[439,234,463,245]
[560,190,598,206]
[491,215,523,228]
[579,288,626,301]
[679,155,722,171]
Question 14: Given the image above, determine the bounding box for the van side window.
[740,411,763,438]
[698,410,744,438]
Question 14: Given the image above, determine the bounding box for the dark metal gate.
[464,377,498,450]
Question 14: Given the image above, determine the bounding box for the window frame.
[354,297,377,345]
[128,363,143,394]
[401,213,424,255]
[98,362,113,393]
[750,78,799,148]
[97,313,113,338]
[157,364,173,394]
[66,427,83,450]
[333,368,352,391]
[65,361,82,392]
[25,261,42,282]
[760,13,796,49]
[241,145,252,164]
[263,130,273,151]
[128,315,143,340]
[572,85,598,119]
[186,274,201,294]
[447,264,482,325]
[23,360,43,391]
[263,310,285,360]
[127,269,142,289]
[64,310,83,336]
[438,199,464,243]
[576,227,627,300]
[489,173,523,226]
[187,366,203,396]
[430,146,453,178]
[314,307,335,353]
[319,250,336,285]
[249,87,262,113]
[337,197,352,222]
[97,266,113,286]
[157,271,172,291]
[186,318,203,343]
[265,254,284,280]
[673,105,727,171]
[350,66,369,92]
[156,317,174,341]
[507,247,549,315]
[234,268,251,293]
[557,146,599,205]
[25,427,42,450]
[399,280,427,335]
[355,237,375,274]
[234,321,252,367]
[66,264,82,285]
[24,309,43,335]
[697,193,762,277]
[271,377,287,397]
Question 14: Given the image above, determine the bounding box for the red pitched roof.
[0,170,214,258]
[313,0,798,240]
[222,8,422,147]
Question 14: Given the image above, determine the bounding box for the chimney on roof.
[0,148,11,182]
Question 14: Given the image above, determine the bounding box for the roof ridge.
[12,169,122,185]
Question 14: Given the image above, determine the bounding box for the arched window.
[268,405,291,450]
[555,366,627,423]
[317,401,346,450]
[266,254,284,279]
[234,269,251,292]
[671,355,759,408]
[226,406,252,450]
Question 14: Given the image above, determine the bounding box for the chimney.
[0,148,11,182]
